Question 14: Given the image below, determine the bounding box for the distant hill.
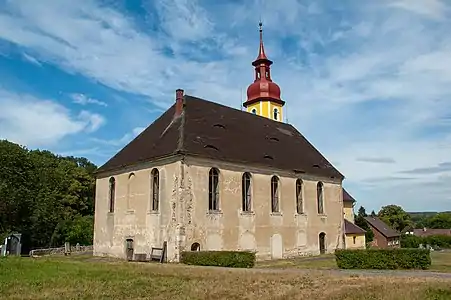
[408,211,451,217]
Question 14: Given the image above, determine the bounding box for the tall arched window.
[108,177,115,213]
[208,168,220,211]
[151,168,159,211]
[271,176,280,213]
[273,108,279,120]
[126,173,135,210]
[319,232,326,254]
[242,172,252,212]
[296,179,303,214]
[317,182,324,214]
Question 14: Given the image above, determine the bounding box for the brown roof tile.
[344,219,366,234]
[96,95,344,179]
[364,216,400,238]
[413,228,451,237]
[343,188,356,202]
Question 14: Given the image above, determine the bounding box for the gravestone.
[1,233,22,256]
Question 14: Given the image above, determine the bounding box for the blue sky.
[0,0,450,212]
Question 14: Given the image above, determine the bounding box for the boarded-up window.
[109,177,115,213]
[271,176,279,213]
[151,169,159,211]
[242,172,252,212]
[296,179,303,214]
[209,168,219,211]
[317,182,324,214]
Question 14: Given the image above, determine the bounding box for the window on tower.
[265,71,269,78]
[273,108,279,120]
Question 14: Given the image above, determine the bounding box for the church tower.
[243,22,285,121]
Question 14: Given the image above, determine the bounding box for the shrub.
[335,248,431,270]
[180,251,256,268]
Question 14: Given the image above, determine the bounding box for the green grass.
[257,251,451,272]
[430,251,451,272]
[0,255,451,299]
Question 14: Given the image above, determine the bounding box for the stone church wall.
[180,157,344,260]
[93,158,182,262]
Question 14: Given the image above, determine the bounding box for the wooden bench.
[150,241,167,263]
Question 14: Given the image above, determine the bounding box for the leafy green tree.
[354,206,374,244]
[0,140,97,253]
[426,213,451,229]
[377,205,413,232]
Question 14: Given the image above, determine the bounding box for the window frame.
[242,172,252,212]
[295,179,304,214]
[208,168,220,211]
[271,176,280,213]
[108,177,116,213]
[317,181,324,215]
[151,168,160,211]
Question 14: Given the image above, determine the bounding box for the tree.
[377,205,413,232]
[425,213,451,229]
[354,206,374,244]
[0,140,97,253]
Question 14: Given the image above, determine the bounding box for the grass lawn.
[1,256,451,300]
[256,251,451,273]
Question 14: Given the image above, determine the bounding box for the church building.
[93,24,347,262]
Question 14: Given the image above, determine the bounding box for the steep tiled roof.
[342,188,356,202]
[365,216,400,238]
[344,219,366,234]
[96,95,344,180]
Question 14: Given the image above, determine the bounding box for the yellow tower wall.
[246,101,284,122]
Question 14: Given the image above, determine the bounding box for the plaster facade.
[343,201,354,223]
[344,233,366,249]
[93,156,345,262]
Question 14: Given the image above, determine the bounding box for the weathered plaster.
[93,155,345,262]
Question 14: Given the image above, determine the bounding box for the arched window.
[108,177,115,213]
[151,168,159,211]
[271,176,280,213]
[273,108,279,120]
[191,242,200,251]
[319,232,326,254]
[296,179,303,214]
[251,108,257,114]
[126,173,135,209]
[317,182,324,214]
[208,168,220,211]
[242,172,252,212]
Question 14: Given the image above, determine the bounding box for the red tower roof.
[244,22,284,107]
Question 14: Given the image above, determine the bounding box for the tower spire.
[243,22,285,122]
[257,21,268,61]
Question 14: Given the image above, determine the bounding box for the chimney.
[175,89,184,117]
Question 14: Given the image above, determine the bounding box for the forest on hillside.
[0,140,96,253]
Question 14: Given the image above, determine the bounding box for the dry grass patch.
[1,256,451,299]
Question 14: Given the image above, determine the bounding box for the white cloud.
[21,52,42,66]
[0,89,105,147]
[0,0,450,211]
[91,126,145,147]
[389,0,449,20]
[71,93,108,107]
